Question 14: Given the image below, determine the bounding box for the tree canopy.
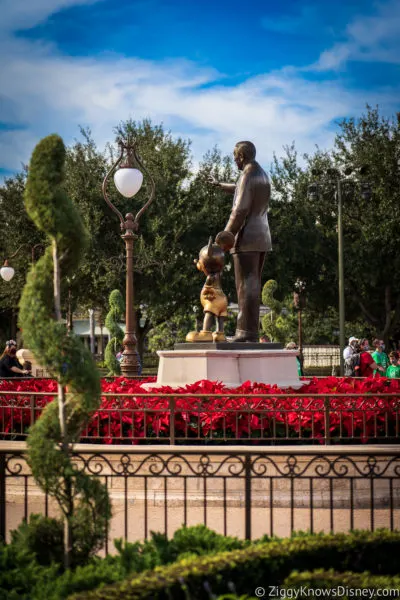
[269,106,400,344]
[1,107,399,348]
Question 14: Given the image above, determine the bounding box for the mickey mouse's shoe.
[186,330,199,342]
[185,330,213,342]
[212,331,227,342]
[197,330,213,342]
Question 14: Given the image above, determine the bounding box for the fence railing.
[1,445,400,548]
[1,390,400,444]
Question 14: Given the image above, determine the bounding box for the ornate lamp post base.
[120,333,140,377]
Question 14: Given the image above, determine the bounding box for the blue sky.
[0,0,399,179]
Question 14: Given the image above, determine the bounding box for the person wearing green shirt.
[386,351,400,378]
[285,341,303,376]
[372,338,389,376]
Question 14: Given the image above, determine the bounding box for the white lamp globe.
[0,265,15,282]
[114,168,143,198]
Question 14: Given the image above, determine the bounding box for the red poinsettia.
[1,375,399,444]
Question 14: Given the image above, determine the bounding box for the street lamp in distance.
[293,278,306,371]
[0,261,15,282]
[102,134,155,377]
[1,243,45,282]
[307,166,372,375]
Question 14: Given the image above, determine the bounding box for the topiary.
[104,289,125,375]
[261,279,295,344]
[18,134,111,568]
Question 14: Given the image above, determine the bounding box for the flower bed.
[1,376,400,444]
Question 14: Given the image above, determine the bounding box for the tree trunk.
[136,318,152,363]
[67,287,73,332]
[10,309,17,341]
[53,240,72,570]
[89,308,96,354]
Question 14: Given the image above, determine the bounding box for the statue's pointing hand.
[208,174,220,187]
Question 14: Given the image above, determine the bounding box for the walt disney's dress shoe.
[231,331,259,343]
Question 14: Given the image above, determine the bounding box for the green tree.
[63,128,123,319]
[147,313,195,352]
[104,289,124,375]
[1,123,239,354]
[261,280,297,343]
[332,107,400,343]
[269,107,400,345]
[19,134,111,569]
[0,173,46,341]
[268,144,338,312]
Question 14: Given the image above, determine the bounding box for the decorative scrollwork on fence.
[3,450,400,481]
[5,452,26,475]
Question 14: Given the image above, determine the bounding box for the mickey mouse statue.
[186,232,234,343]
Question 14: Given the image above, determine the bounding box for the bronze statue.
[186,236,233,343]
[210,141,271,343]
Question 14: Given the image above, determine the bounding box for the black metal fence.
[1,446,400,551]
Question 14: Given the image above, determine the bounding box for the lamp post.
[102,134,155,377]
[293,278,306,370]
[1,243,44,281]
[308,166,371,375]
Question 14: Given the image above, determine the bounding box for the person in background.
[0,340,31,377]
[344,342,362,377]
[285,341,303,376]
[343,336,358,361]
[386,351,400,379]
[359,338,385,377]
[371,338,389,376]
[259,334,270,343]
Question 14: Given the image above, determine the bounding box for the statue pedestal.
[144,344,303,390]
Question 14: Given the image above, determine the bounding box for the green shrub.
[10,514,64,567]
[0,541,58,600]
[3,528,400,600]
[283,568,400,593]
[216,596,255,600]
[32,557,126,600]
[111,525,248,575]
[68,530,400,600]
[0,524,250,600]
[156,525,249,564]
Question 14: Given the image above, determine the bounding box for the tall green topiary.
[104,289,125,376]
[19,134,111,568]
[261,279,295,344]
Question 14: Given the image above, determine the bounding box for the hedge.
[283,568,400,592]
[0,524,252,600]
[69,530,400,600]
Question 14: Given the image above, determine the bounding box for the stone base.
[175,342,283,351]
[143,348,303,390]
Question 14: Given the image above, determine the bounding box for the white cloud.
[0,0,398,178]
[311,0,400,70]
